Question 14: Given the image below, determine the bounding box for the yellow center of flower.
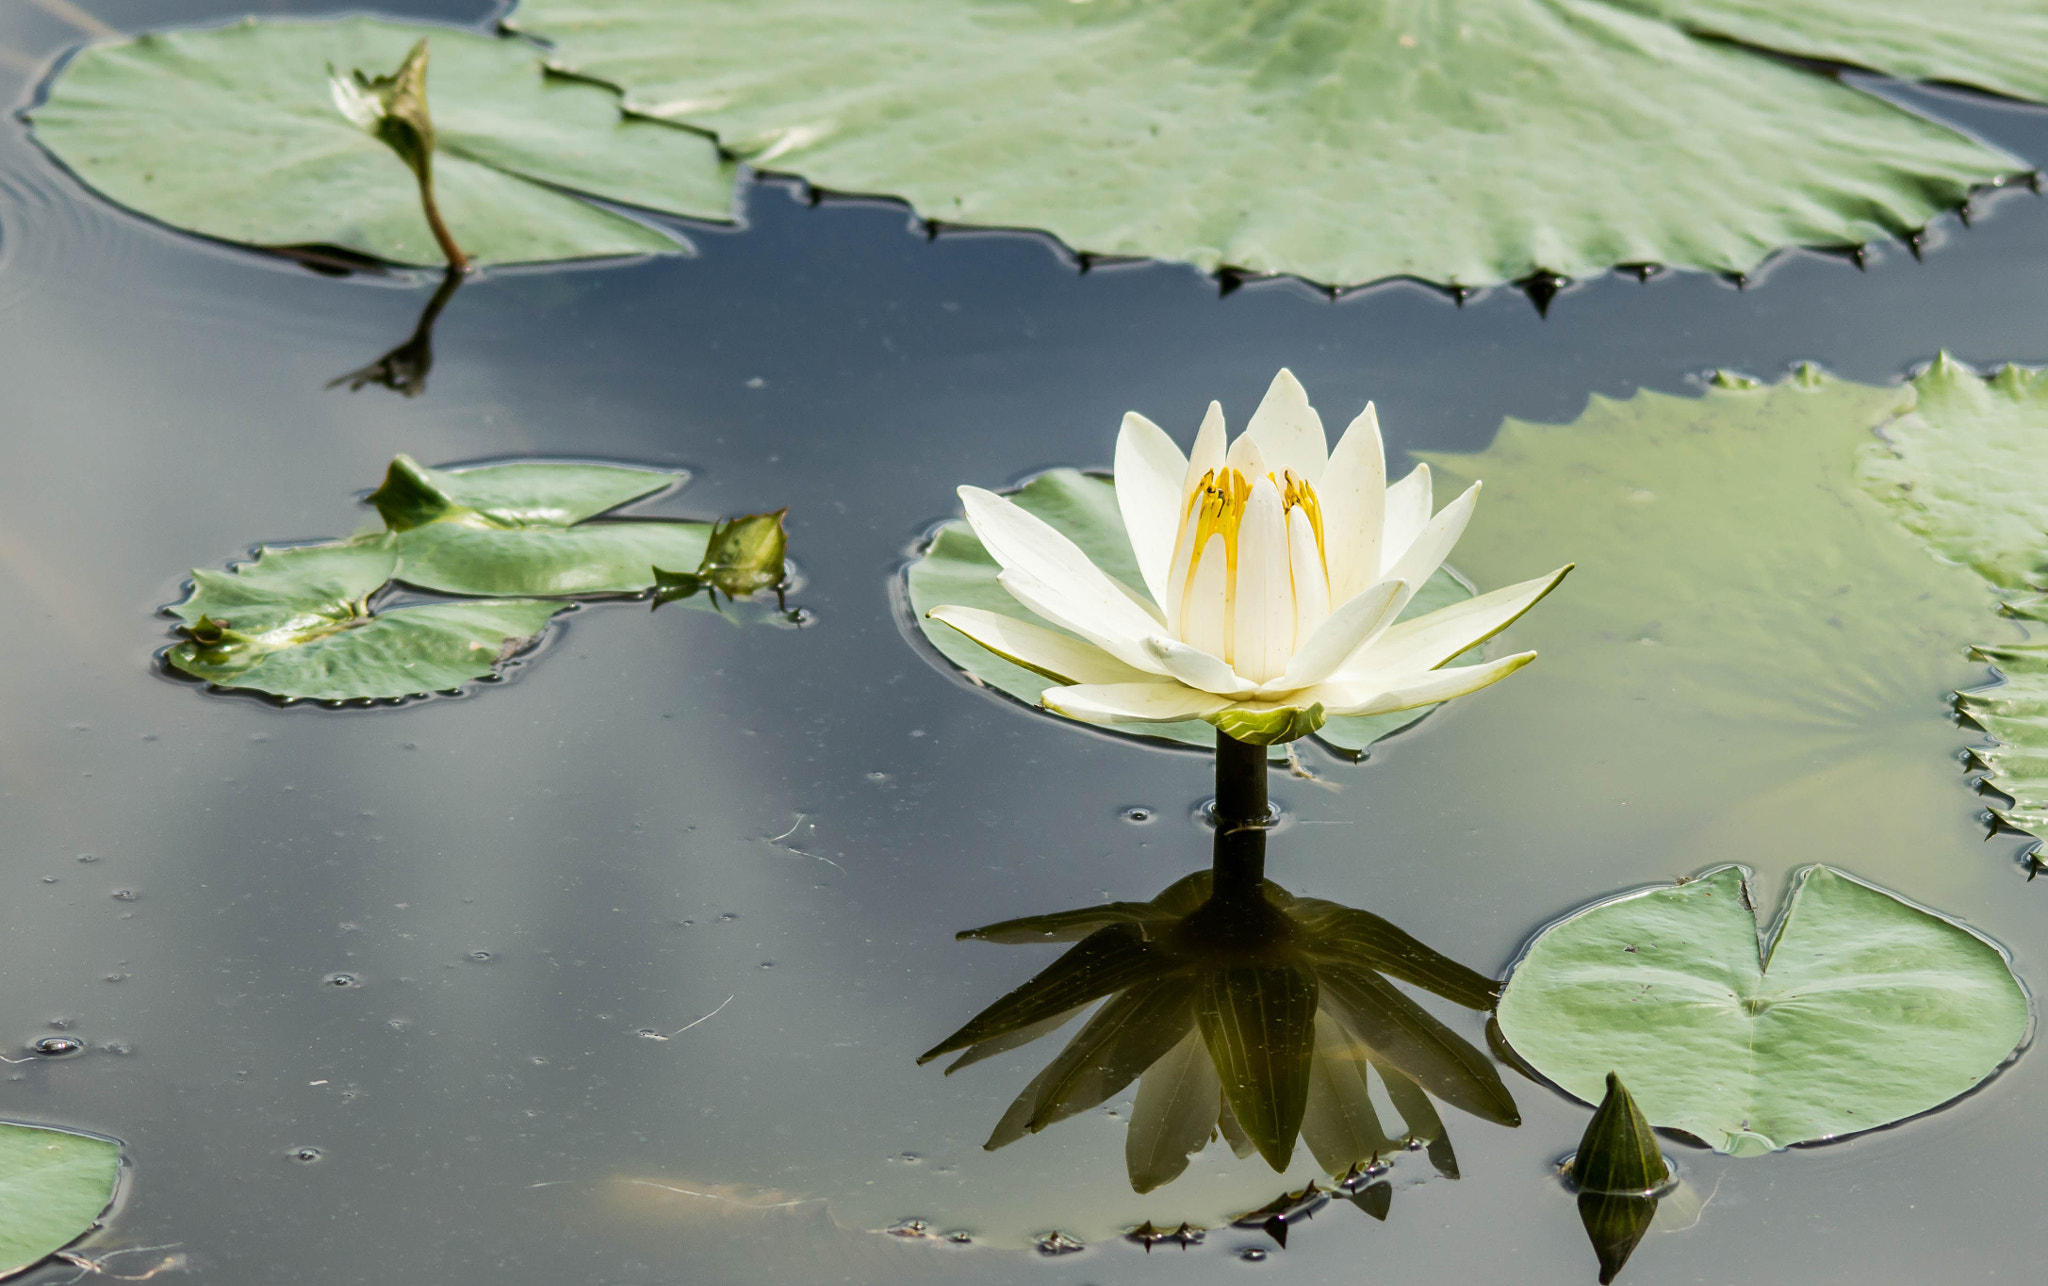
[1172,467,1329,667]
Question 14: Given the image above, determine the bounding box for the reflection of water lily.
[920,870,1517,1194]
[928,370,1569,743]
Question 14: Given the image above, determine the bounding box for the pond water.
[3,2,2047,1283]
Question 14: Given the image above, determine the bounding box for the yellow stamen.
[1277,468,1328,585]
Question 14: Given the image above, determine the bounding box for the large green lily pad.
[0,1122,119,1279]
[165,539,567,701]
[1497,865,2028,1154]
[30,17,735,266]
[512,0,2029,288]
[903,468,1480,756]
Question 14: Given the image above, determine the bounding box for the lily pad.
[903,468,1480,755]
[0,1122,119,1279]
[1855,355,2048,847]
[1497,865,2029,1155]
[165,539,566,701]
[1962,597,2048,841]
[513,0,2028,288]
[369,454,710,597]
[30,17,735,266]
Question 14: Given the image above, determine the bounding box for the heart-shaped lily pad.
[1497,865,2029,1155]
[30,17,735,266]
[902,468,1478,755]
[0,1122,119,1280]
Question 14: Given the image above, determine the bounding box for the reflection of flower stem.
[327,265,463,398]
[1212,730,1269,898]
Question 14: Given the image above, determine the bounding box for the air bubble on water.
[467,951,492,963]
[111,889,138,902]
[324,972,361,988]
[40,876,57,885]
[289,1146,324,1163]
[104,972,128,983]
[865,771,891,784]
[103,1041,133,1056]
[759,961,775,970]
[718,912,738,923]
[530,1056,548,1066]
[1120,806,1155,824]
[1239,1247,1269,1262]
[33,1036,83,1056]
[385,1018,411,1032]
[76,854,97,863]
[945,1231,972,1245]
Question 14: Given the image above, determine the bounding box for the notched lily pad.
[30,17,736,266]
[0,1121,120,1280]
[1496,865,2029,1155]
[903,469,1479,756]
[515,0,2033,288]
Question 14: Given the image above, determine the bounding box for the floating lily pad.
[512,0,2027,288]
[30,17,735,266]
[1497,865,2028,1155]
[1856,355,2048,847]
[165,539,566,701]
[903,468,1479,755]
[0,1122,119,1279]
[369,454,709,596]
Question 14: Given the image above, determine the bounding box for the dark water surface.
[4,2,2048,1283]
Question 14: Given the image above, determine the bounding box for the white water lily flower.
[928,370,1571,744]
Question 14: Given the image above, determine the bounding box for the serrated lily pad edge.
[1494,863,2035,1148]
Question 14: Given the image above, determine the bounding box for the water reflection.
[920,818,1518,1221]
[327,266,462,397]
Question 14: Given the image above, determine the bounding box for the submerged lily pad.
[903,468,1479,756]
[30,17,734,266]
[1497,865,2028,1155]
[1856,355,2048,848]
[513,0,2028,288]
[0,1122,119,1279]
[165,539,566,701]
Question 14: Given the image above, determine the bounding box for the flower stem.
[1211,730,1268,901]
[416,171,469,273]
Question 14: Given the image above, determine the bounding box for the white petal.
[1379,480,1480,618]
[1379,463,1433,576]
[1318,403,1386,604]
[996,567,1164,675]
[1338,566,1571,680]
[1180,533,1229,658]
[1110,571,1169,627]
[1309,651,1537,717]
[1231,476,1294,684]
[1224,432,1267,478]
[1242,368,1329,483]
[928,605,1154,685]
[1114,411,1188,611]
[1182,401,1226,497]
[1142,636,1255,697]
[1042,681,1232,724]
[1262,577,1404,694]
[961,485,1162,650]
[1163,490,1205,633]
[1288,505,1331,644]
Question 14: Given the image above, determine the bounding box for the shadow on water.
[326,267,463,399]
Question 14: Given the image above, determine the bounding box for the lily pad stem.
[1212,730,1268,900]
